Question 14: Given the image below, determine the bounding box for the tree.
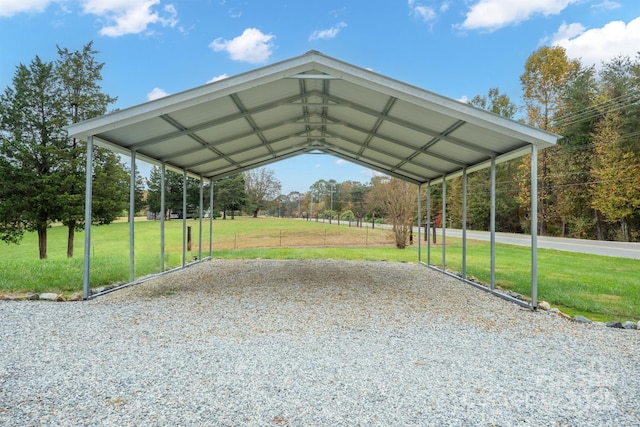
[244,167,281,217]
[0,56,68,258]
[56,42,119,256]
[284,191,303,217]
[214,174,247,219]
[519,45,580,235]
[0,156,27,244]
[551,65,599,238]
[590,108,640,241]
[366,177,417,249]
[448,88,521,232]
[346,181,370,225]
[589,55,640,242]
[146,167,202,218]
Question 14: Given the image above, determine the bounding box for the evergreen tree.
[214,174,247,219]
[56,42,119,257]
[0,57,67,258]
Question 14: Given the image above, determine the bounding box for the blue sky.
[1,0,639,194]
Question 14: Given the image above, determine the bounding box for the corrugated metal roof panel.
[67,51,561,184]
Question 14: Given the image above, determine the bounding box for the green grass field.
[1,217,638,321]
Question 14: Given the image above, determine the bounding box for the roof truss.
[67,51,561,185]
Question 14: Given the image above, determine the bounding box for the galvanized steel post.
[462,167,467,280]
[531,145,539,308]
[129,150,136,283]
[426,182,431,265]
[417,183,422,262]
[199,176,203,261]
[209,178,214,257]
[182,169,187,267]
[160,162,166,272]
[82,136,94,299]
[490,157,496,290]
[442,176,446,271]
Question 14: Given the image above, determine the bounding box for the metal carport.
[67,50,561,304]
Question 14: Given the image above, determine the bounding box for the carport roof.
[67,50,561,184]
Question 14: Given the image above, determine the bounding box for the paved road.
[302,219,639,259]
[422,228,640,260]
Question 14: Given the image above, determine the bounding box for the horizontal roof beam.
[325,94,497,157]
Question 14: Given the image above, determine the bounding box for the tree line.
[446,46,639,242]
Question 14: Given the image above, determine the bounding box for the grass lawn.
[0,217,638,322]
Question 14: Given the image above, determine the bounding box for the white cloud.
[336,159,347,165]
[82,0,178,37]
[210,28,275,64]
[591,1,622,11]
[408,0,437,22]
[458,95,470,103]
[361,169,388,179]
[227,8,241,18]
[459,0,577,32]
[207,73,229,83]
[147,87,168,100]
[552,17,640,68]
[0,0,53,17]
[309,22,347,41]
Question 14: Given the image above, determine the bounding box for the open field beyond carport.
[0,217,638,321]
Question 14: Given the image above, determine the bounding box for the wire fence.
[179,221,398,252]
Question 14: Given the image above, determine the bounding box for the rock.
[467,276,477,282]
[573,315,592,324]
[549,308,560,314]
[39,293,59,301]
[606,321,623,329]
[506,291,524,300]
[68,292,83,301]
[538,301,551,311]
[557,312,571,320]
[56,295,67,302]
[26,294,39,301]
[621,321,637,330]
[638,321,640,330]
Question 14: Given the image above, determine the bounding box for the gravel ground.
[1,259,638,426]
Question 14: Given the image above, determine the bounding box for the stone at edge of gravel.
[538,301,551,311]
[621,321,637,330]
[573,315,592,324]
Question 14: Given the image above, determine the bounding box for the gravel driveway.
[1,259,638,426]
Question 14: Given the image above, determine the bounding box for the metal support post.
[531,145,539,308]
[490,157,496,290]
[442,176,446,271]
[182,170,187,267]
[417,184,422,263]
[82,136,94,299]
[209,178,214,257]
[426,182,431,265]
[129,150,136,283]
[199,176,203,261]
[462,167,467,280]
[160,162,166,272]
